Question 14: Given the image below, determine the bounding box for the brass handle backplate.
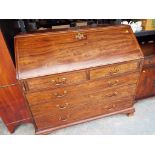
[51,77,67,86]
[75,32,86,40]
[109,68,120,75]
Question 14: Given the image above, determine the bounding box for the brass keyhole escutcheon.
[75,32,86,40]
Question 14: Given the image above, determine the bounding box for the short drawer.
[23,71,86,92]
[26,72,139,106]
[90,61,139,80]
[30,84,136,117]
[34,98,133,130]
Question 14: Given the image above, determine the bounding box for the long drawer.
[26,72,139,106]
[30,84,136,117]
[23,70,87,92]
[34,98,133,130]
[90,60,139,80]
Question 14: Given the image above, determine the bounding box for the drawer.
[90,61,139,80]
[23,71,86,92]
[26,72,139,106]
[30,84,136,117]
[34,98,133,130]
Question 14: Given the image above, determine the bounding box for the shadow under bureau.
[15,25,144,134]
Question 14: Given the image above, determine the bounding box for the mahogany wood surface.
[0,30,31,133]
[15,25,143,134]
[26,72,139,106]
[136,42,155,99]
[34,98,133,131]
[89,60,139,79]
[30,84,136,117]
[25,70,87,92]
[136,67,155,99]
[15,25,143,80]
[0,30,17,86]
[36,107,135,134]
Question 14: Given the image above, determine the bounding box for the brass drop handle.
[109,68,120,75]
[56,103,69,109]
[51,77,67,86]
[75,32,86,40]
[54,90,67,98]
[108,80,119,86]
[105,92,118,97]
[59,115,68,122]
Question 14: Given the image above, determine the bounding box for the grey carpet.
[0,97,155,135]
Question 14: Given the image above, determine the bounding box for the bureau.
[15,25,144,134]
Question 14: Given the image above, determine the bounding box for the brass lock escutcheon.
[75,32,86,40]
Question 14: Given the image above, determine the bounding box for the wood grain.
[30,84,136,117]
[15,25,143,80]
[136,42,155,99]
[136,67,155,99]
[0,30,31,133]
[25,70,86,92]
[90,60,139,79]
[34,98,133,130]
[26,72,139,106]
[0,85,32,132]
[0,31,17,86]
[15,25,143,134]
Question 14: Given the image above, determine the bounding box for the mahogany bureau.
[15,25,144,134]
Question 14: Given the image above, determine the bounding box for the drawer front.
[30,84,136,117]
[26,72,139,106]
[90,61,139,80]
[34,98,133,130]
[24,71,86,91]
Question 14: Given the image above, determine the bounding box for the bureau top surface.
[15,25,143,80]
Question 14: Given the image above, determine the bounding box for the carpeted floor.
[0,97,155,135]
